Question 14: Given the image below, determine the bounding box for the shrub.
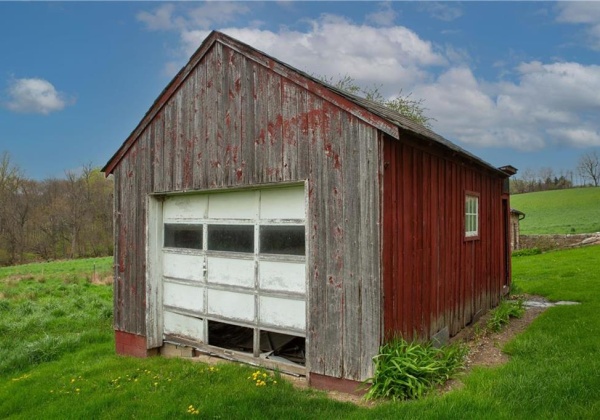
[364,337,467,401]
[512,247,542,257]
[486,299,525,332]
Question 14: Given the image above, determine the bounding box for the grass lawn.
[510,187,600,234]
[1,248,600,418]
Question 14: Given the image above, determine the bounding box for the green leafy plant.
[486,299,526,332]
[364,337,467,401]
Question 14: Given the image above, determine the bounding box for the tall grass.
[0,257,113,375]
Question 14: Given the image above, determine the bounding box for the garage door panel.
[259,261,305,294]
[208,190,258,219]
[164,282,204,312]
[207,257,254,288]
[164,195,208,221]
[260,186,305,220]
[164,311,205,340]
[163,253,204,281]
[259,296,305,331]
[207,289,255,322]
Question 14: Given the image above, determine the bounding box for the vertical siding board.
[240,55,254,185]
[382,138,394,336]
[266,70,283,184]
[205,43,220,188]
[181,69,194,190]
[173,88,183,191]
[296,89,310,177]
[307,94,325,376]
[223,46,242,187]
[282,79,298,182]
[253,63,268,184]
[193,61,207,189]
[342,114,360,380]
[359,125,381,380]
[113,167,123,330]
[323,103,343,379]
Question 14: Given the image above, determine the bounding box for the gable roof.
[103,30,508,177]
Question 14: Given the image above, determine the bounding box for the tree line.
[510,151,600,194]
[0,152,113,266]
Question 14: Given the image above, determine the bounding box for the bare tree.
[577,151,600,187]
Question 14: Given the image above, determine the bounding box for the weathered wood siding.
[382,134,509,339]
[112,41,381,381]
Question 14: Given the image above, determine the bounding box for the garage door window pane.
[208,225,254,253]
[164,224,203,250]
[260,225,305,256]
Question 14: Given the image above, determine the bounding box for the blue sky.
[1,1,600,180]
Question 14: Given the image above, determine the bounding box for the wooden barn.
[103,31,516,392]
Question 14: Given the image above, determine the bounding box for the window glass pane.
[164,224,203,249]
[260,225,305,256]
[465,194,479,237]
[207,225,254,253]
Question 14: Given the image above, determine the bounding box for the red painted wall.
[382,134,510,340]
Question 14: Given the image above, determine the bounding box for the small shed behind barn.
[510,209,526,251]
[103,31,516,392]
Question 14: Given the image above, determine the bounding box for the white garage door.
[159,185,306,362]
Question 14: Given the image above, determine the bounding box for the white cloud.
[556,2,600,50]
[413,62,600,150]
[137,2,250,32]
[136,4,179,31]
[4,78,71,115]
[365,2,398,27]
[419,2,463,22]
[210,16,446,89]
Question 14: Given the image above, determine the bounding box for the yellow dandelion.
[71,378,75,383]
[76,388,80,392]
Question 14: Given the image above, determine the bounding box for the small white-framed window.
[465,193,479,239]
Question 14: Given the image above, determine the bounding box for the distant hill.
[510,187,600,235]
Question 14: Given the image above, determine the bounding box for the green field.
[1,249,600,418]
[510,187,600,234]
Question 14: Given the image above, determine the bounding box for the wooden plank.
[359,125,382,380]
[266,69,283,183]
[282,79,298,182]
[240,54,254,185]
[322,102,343,379]
[341,114,359,380]
[307,93,325,376]
[253,63,268,184]
[192,62,206,189]
[223,46,242,187]
[206,42,221,188]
